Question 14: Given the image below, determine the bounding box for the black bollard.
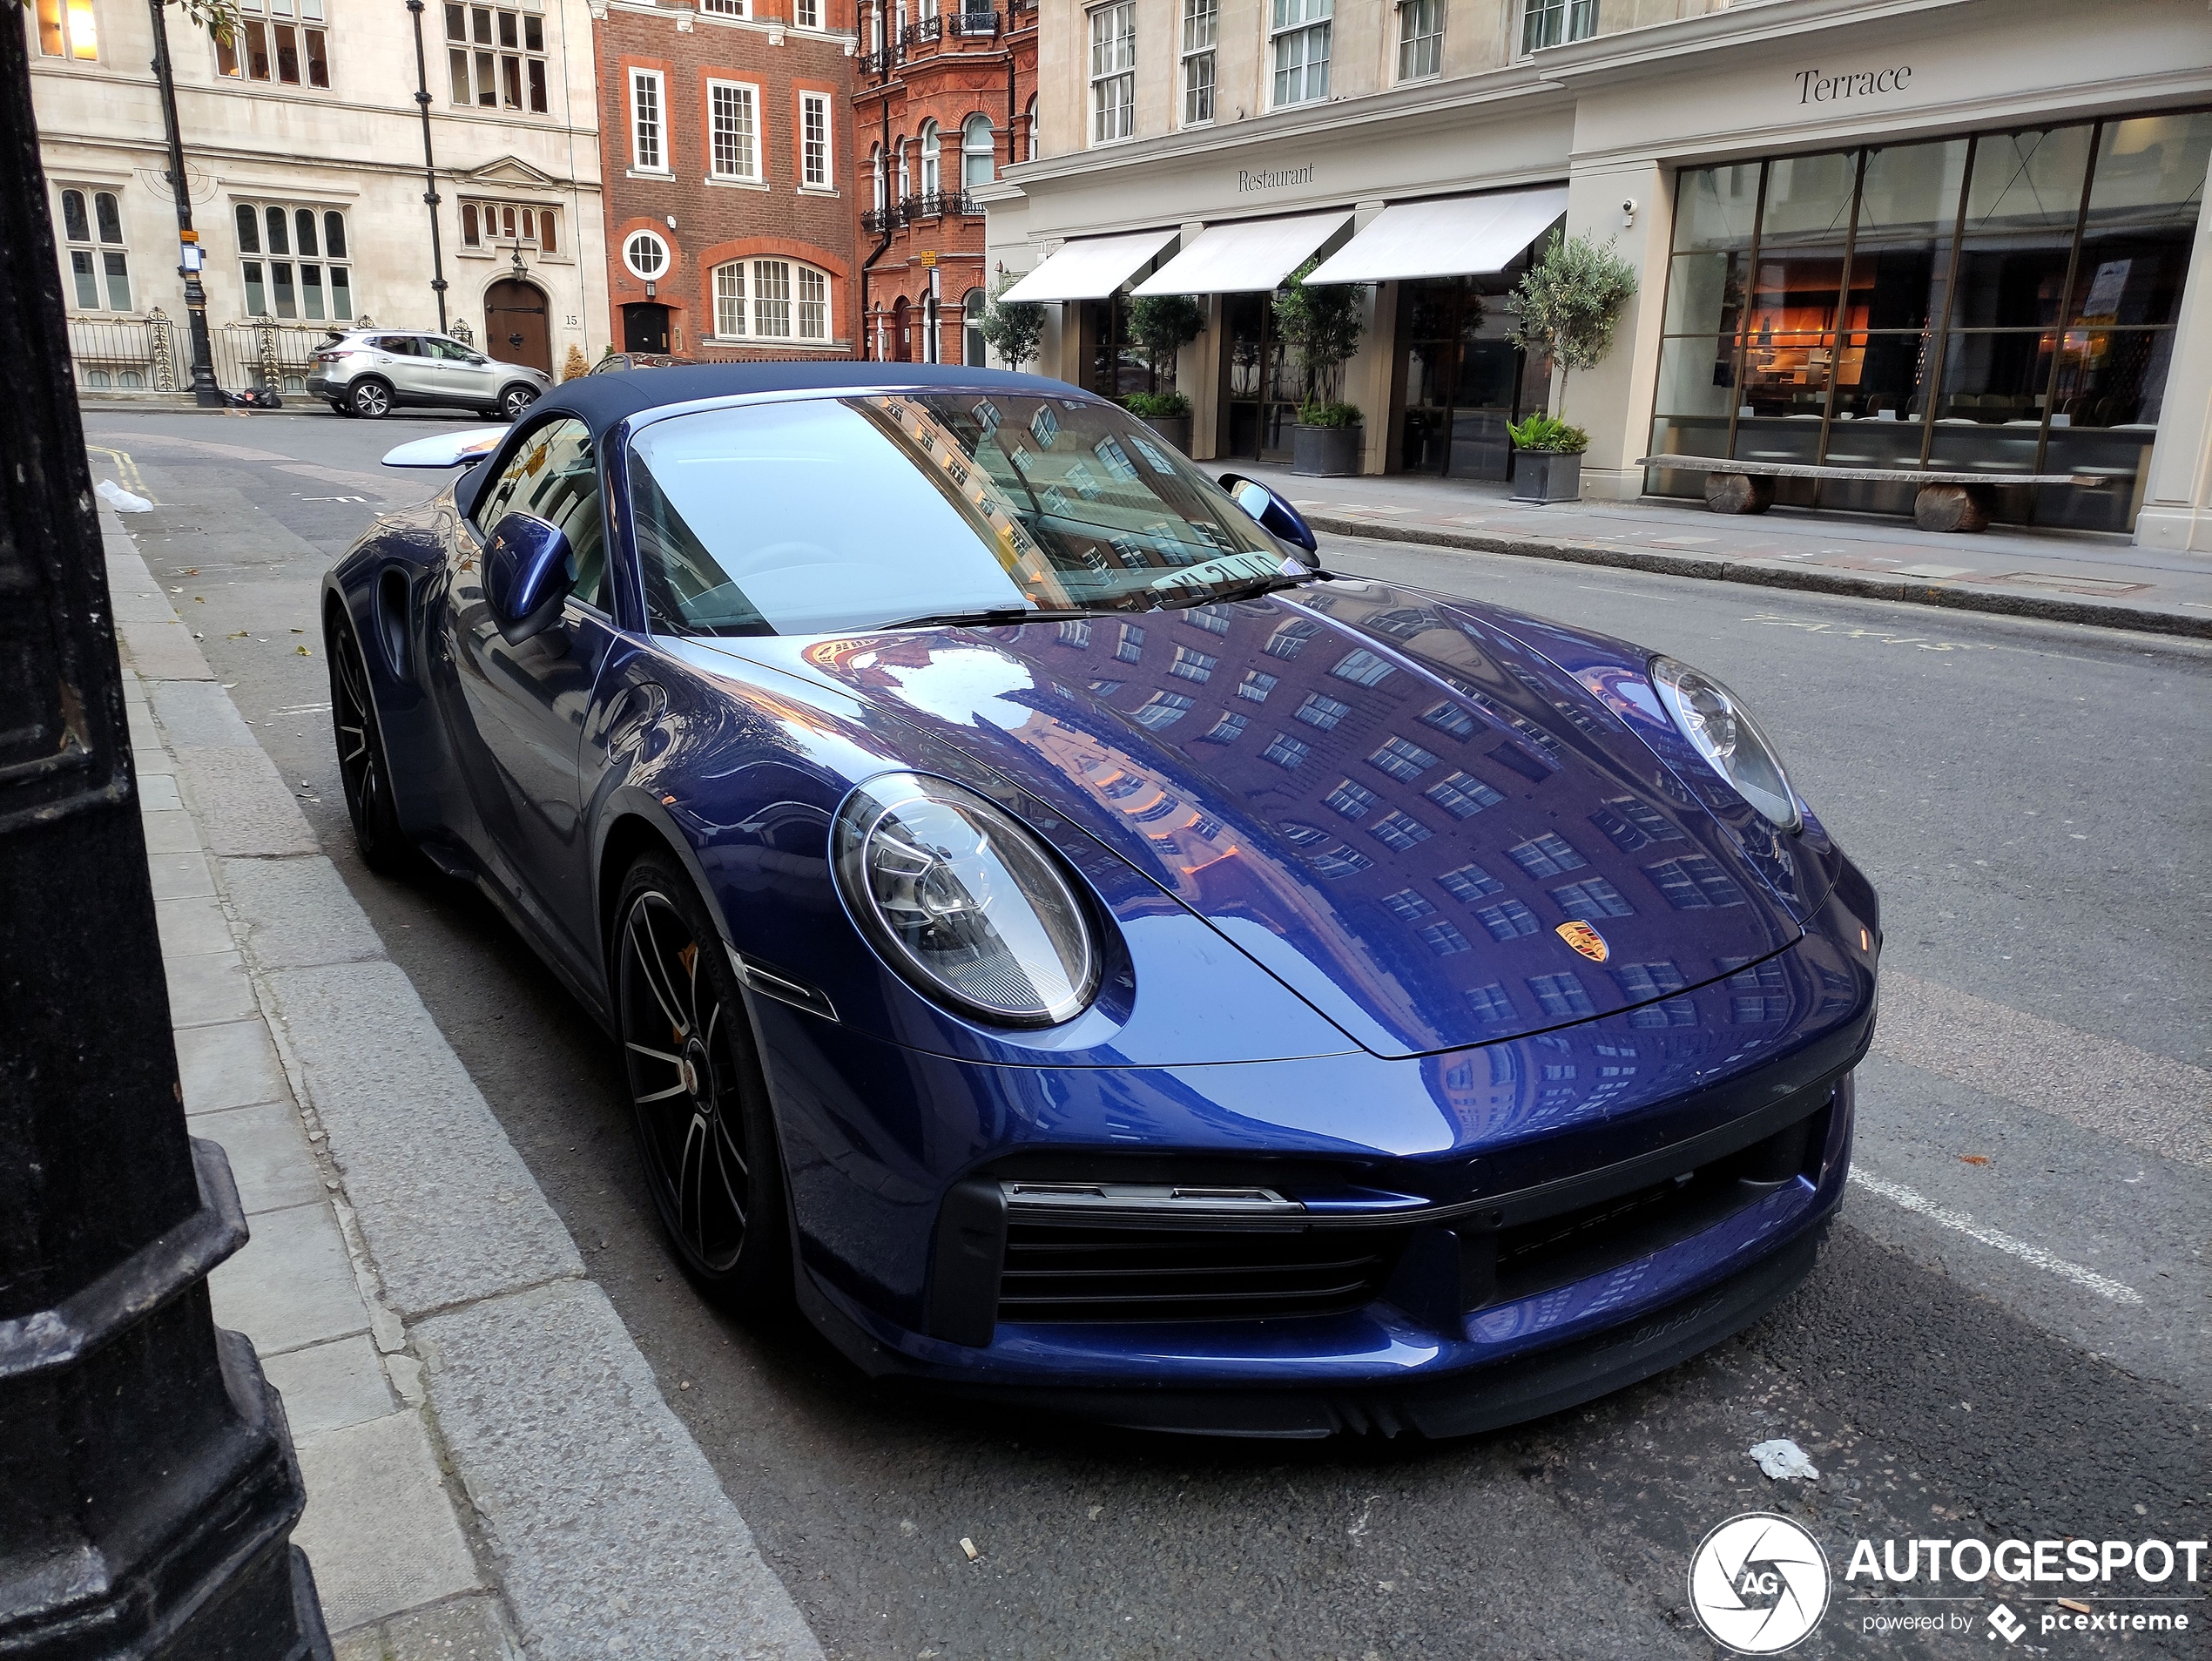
[0,15,332,1658]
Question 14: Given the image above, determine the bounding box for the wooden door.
[485,279,551,372]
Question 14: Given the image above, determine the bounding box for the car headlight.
[1649,656,1802,832]
[832,772,1100,1027]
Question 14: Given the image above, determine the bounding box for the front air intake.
[995,1222,1396,1325]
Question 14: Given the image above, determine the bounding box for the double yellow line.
[84,444,155,504]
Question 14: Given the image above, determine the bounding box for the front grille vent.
[998,1224,1394,1325]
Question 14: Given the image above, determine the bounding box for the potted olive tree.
[1502,229,1637,503]
[977,279,1048,372]
[1124,294,1204,450]
[1274,259,1367,476]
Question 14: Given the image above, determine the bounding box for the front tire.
[327,616,411,873]
[616,855,791,1310]
[500,382,539,421]
[348,378,392,419]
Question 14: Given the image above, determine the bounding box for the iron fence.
[66,312,361,395]
[946,9,1001,36]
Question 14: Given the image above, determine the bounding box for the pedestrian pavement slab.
[146,847,215,901]
[156,893,235,959]
[208,1197,373,1357]
[141,806,202,854]
[173,744,323,858]
[193,1099,328,1215]
[263,1334,399,1441]
[293,1409,484,1636]
[331,1594,516,1661]
[222,854,388,970]
[136,771,183,810]
[165,947,260,1029]
[151,679,260,747]
[176,1016,292,1113]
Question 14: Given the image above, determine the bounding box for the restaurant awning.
[995,229,1180,303]
[1131,211,1354,296]
[1302,186,1569,285]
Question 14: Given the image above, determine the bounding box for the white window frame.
[1520,0,1594,53]
[1179,0,1216,127]
[961,113,994,190]
[1088,1,1135,146]
[437,0,548,112]
[707,78,759,180]
[918,118,941,195]
[57,187,132,312]
[711,258,834,341]
[233,199,354,323]
[870,145,887,212]
[1396,0,1441,80]
[630,68,667,172]
[793,0,819,24]
[699,0,745,15]
[1024,95,1038,160]
[1269,0,1330,108]
[800,91,833,188]
[36,0,100,59]
[622,227,670,280]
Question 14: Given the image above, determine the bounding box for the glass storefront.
[1651,110,2211,530]
[1223,289,1302,462]
[1083,294,1158,402]
[1398,265,1552,481]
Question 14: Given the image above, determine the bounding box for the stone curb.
[1303,512,2212,642]
[104,503,826,1661]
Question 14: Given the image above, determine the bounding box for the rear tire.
[615,854,792,1311]
[349,379,392,419]
[327,616,412,874]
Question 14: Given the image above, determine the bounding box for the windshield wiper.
[1145,569,1335,611]
[880,606,1107,630]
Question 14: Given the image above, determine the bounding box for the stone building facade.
[28,0,606,394]
[592,0,861,358]
[853,0,1039,363]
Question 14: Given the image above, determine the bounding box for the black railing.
[900,189,980,220]
[900,14,941,45]
[946,8,1000,36]
[858,44,899,73]
[862,205,901,234]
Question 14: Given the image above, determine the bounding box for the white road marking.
[1846,1168,2144,1305]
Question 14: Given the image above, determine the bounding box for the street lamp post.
[2,21,327,1657]
[146,0,223,403]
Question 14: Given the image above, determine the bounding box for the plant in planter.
[976,279,1048,372]
[1129,293,1204,388]
[1505,412,1592,504]
[1123,389,1194,453]
[1273,260,1368,476]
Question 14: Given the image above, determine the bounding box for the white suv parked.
[306,331,550,421]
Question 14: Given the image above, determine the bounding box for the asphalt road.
[91,407,2210,1660]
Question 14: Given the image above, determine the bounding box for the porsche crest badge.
[1555,921,1609,963]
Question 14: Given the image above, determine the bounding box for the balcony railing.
[946,8,1001,37]
[858,44,899,73]
[862,205,900,234]
[1005,0,1034,22]
[900,189,981,220]
[900,14,941,46]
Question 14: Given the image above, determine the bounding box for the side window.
[374,335,419,354]
[474,418,609,612]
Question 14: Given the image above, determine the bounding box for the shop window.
[37,0,99,59]
[1089,1,1135,145]
[1518,0,1592,54]
[58,188,131,311]
[215,0,331,87]
[235,199,352,321]
[460,199,558,253]
[1180,0,1215,125]
[630,69,666,172]
[440,0,547,110]
[713,259,833,341]
[802,92,833,188]
[1269,0,1329,107]
[962,114,995,189]
[709,80,759,180]
[1397,0,1441,81]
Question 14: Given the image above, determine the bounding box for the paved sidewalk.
[106,503,824,1661]
[1231,462,2212,638]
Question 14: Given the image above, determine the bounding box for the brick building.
[853,0,1037,363]
[594,0,861,359]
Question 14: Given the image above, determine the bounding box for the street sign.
[919,251,938,268]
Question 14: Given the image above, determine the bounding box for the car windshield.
[626,392,1309,638]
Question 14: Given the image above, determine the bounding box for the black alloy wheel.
[349,379,392,418]
[327,618,410,873]
[501,383,538,420]
[616,855,791,1307]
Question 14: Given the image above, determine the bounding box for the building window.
[58,189,132,311]
[213,0,331,87]
[436,0,547,109]
[1519,0,1593,53]
[699,0,745,12]
[709,80,759,179]
[623,228,669,280]
[918,120,941,194]
[1397,0,1441,79]
[794,0,819,24]
[1270,0,1329,106]
[460,200,558,253]
[964,288,987,366]
[711,259,833,341]
[37,0,99,59]
[895,138,909,199]
[1180,0,1215,126]
[235,201,352,320]
[630,69,665,172]
[922,293,941,362]
[801,91,832,186]
[961,114,995,188]
[1089,1,1135,145]
[870,145,887,213]
[1024,95,1038,160]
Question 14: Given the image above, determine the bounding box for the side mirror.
[483,511,574,645]
[1217,473,1318,557]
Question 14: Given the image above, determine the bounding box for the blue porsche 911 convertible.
[331,363,1878,1438]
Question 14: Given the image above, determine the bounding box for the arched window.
[918,120,940,195]
[961,114,994,190]
[896,138,909,200]
[963,287,987,367]
[1024,96,1039,160]
[870,145,886,213]
[711,257,834,342]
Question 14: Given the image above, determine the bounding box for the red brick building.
[593,0,861,359]
[853,0,1035,364]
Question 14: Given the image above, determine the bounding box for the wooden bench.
[1635,454,2105,533]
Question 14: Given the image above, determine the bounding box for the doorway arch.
[484,278,551,373]
[890,296,912,362]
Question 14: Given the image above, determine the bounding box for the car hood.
[710,579,1800,1058]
